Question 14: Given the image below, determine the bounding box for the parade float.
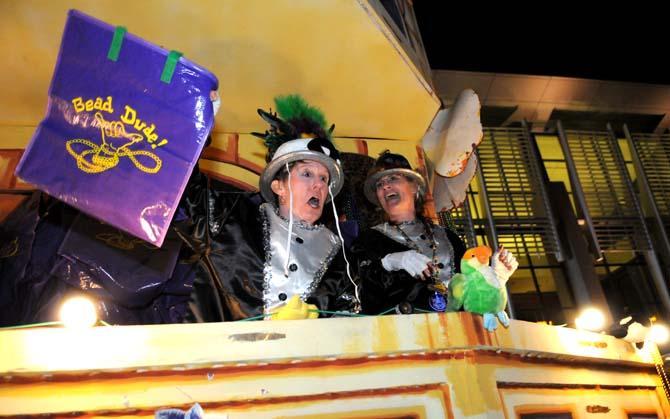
[2,312,669,418]
[1,1,669,417]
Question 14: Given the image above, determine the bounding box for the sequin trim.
[261,204,274,313]
[273,207,323,231]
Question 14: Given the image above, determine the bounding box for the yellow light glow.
[59,296,97,329]
[575,308,606,332]
[648,324,670,344]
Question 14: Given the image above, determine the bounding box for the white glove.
[381,250,431,278]
[491,246,518,282]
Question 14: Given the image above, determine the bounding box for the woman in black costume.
[179,95,359,321]
[352,151,516,315]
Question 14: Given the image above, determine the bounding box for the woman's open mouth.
[384,192,400,205]
[307,196,321,208]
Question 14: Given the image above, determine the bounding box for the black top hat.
[363,151,426,206]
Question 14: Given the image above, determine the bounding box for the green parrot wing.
[462,271,504,315]
[447,273,467,311]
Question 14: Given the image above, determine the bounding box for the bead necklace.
[393,218,440,282]
[394,219,451,312]
[392,218,455,306]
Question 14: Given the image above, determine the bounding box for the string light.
[59,296,98,329]
[648,324,670,345]
[575,307,606,332]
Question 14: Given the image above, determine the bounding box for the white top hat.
[259,138,344,202]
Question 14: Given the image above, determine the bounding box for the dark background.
[412,2,669,85]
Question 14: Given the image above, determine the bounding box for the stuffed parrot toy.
[447,245,518,331]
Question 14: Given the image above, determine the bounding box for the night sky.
[412,3,669,86]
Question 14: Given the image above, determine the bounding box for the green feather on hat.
[252,94,335,162]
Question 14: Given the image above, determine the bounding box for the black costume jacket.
[177,171,356,321]
[351,222,466,315]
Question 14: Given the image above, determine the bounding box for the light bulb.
[648,324,670,345]
[59,296,97,329]
[575,308,605,332]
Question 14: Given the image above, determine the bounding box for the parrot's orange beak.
[474,245,492,264]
